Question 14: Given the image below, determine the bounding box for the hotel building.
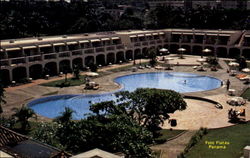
[1,29,250,84]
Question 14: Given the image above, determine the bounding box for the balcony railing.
[106,46,115,51]
[157,40,162,43]
[142,42,148,46]
[11,57,26,65]
[28,55,42,62]
[181,39,191,43]
[116,45,124,49]
[134,43,141,47]
[170,39,179,42]
[96,47,105,53]
[84,49,94,54]
[59,51,71,58]
[194,40,203,44]
[44,53,57,59]
[205,40,216,44]
[217,40,228,45]
[0,59,10,66]
[150,41,156,45]
[72,50,83,56]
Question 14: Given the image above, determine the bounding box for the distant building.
[147,0,250,10]
[148,0,185,9]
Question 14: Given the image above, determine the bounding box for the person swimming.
[184,80,186,84]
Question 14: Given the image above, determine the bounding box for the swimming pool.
[28,72,222,120]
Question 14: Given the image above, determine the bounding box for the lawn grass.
[40,62,146,87]
[157,129,185,141]
[186,123,250,158]
[240,88,250,101]
[41,75,86,87]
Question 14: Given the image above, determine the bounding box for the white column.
[9,68,13,82]
[26,66,30,78]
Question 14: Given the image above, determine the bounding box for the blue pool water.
[28,72,221,120]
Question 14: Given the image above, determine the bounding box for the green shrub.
[207,57,219,66]
[0,116,16,129]
[154,137,167,144]
[89,63,98,72]
[56,81,71,88]
[182,128,208,156]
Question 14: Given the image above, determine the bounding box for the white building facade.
[1,29,250,84]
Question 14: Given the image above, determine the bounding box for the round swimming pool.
[28,72,221,120]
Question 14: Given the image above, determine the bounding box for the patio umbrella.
[166,57,174,60]
[242,68,250,73]
[85,72,99,77]
[178,48,186,52]
[227,97,246,106]
[165,57,174,69]
[201,48,212,58]
[177,48,186,59]
[159,48,168,52]
[196,58,207,63]
[202,48,212,53]
[228,62,239,67]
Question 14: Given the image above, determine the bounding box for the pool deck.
[3,54,250,129]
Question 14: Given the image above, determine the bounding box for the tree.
[91,88,187,135]
[102,114,153,157]
[12,106,37,131]
[89,63,98,72]
[148,48,157,67]
[62,65,69,83]
[55,107,74,125]
[207,56,219,66]
[32,89,186,156]
[0,116,16,129]
[73,64,80,79]
[31,100,153,156]
[115,88,187,133]
[33,122,63,149]
[237,56,247,70]
[84,112,153,157]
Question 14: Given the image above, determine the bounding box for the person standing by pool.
[226,79,230,90]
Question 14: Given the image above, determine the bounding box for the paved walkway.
[151,130,197,158]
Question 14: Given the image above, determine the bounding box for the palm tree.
[73,64,80,80]
[12,106,37,131]
[148,48,157,67]
[55,107,74,124]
